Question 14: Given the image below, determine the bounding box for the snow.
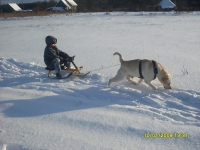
[158,0,176,9]
[0,12,200,150]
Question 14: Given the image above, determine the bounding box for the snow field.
[0,12,200,150]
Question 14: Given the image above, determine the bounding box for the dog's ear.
[161,76,171,84]
[161,77,168,84]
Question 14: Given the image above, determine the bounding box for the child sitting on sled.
[44,35,74,79]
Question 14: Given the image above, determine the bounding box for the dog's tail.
[113,52,123,63]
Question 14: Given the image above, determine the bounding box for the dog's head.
[161,74,172,89]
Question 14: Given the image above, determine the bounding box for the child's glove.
[67,56,74,62]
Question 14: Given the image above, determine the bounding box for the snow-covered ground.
[0,12,200,150]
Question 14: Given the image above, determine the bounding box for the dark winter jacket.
[44,36,69,68]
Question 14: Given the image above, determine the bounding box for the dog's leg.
[145,80,157,90]
[137,78,144,85]
[125,76,139,85]
[108,70,125,87]
[126,76,143,85]
[126,76,137,85]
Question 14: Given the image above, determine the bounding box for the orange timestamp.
[144,133,188,138]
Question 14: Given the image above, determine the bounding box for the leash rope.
[89,64,120,72]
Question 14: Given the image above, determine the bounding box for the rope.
[89,64,120,72]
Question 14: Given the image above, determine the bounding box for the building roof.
[67,0,77,7]
[8,3,22,11]
[56,0,71,9]
[158,0,176,9]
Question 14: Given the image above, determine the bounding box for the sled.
[45,59,90,79]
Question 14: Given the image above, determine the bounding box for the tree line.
[1,0,200,12]
[76,0,200,11]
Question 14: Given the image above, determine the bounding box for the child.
[44,35,73,79]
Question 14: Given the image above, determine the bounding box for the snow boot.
[56,73,62,79]
[64,61,71,69]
